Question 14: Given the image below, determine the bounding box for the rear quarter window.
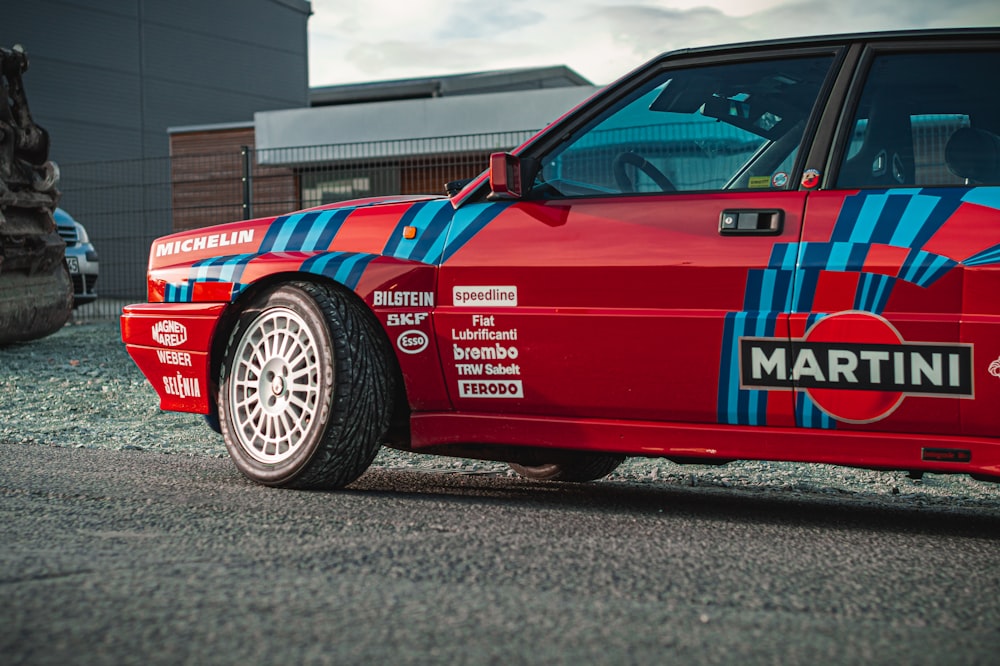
[837,49,1000,188]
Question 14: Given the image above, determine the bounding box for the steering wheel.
[612,151,676,192]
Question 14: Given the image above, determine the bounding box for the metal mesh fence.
[55,118,970,324]
[57,130,535,321]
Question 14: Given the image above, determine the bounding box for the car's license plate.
[66,257,80,274]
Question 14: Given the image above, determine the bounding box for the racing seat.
[945,127,1000,184]
[838,101,915,188]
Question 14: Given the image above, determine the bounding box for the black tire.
[509,453,625,482]
[218,281,393,489]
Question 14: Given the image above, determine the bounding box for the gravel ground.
[3,319,1000,511]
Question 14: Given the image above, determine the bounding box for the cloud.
[307,0,1000,86]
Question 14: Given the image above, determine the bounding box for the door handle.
[719,209,783,236]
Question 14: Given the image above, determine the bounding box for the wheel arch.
[206,271,411,445]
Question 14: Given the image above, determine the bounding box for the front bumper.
[65,244,98,306]
[121,302,226,413]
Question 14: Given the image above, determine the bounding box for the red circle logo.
[801,312,905,423]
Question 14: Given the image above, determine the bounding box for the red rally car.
[122,29,1000,489]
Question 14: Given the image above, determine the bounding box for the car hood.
[148,194,449,271]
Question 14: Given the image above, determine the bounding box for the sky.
[306,0,1000,87]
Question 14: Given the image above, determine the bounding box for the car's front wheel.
[218,281,393,489]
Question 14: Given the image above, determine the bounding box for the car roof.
[653,27,1000,63]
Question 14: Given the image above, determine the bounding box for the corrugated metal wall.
[1,0,311,303]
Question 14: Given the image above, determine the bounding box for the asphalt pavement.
[2,443,999,665]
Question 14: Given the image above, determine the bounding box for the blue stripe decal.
[191,254,256,283]
[717,313,737,423]
[889,194,940,247]
[191,256,225,282]
[259,212,307,253]
[910,190,965,250]
[833,189,952,250]
[827,242,853,272]
[288,212,320,251]
[964,244,1000,266]
[382,203,427,258]
[720,312,746,424]
[830,194,867,243]
[794,274,821,314]
[901,250,955,287]
[441,202,508,263]
[848,242,869,270]
[259,208,358,254]
[300,252,376,289]
[341,254,375,288]
[165,283,192,303]
[757,270,776,311]
[304,209,352,251]
[718,311,776,426]
[384,199,455,263]
[845,193,889,243]
[409,202,459,263]
[853,273,894,312]
[870,194,911,244]
[797,392,836,429]
[962,187,1000,210]
[744,270,765,310]
[794,313,836,430]
[217,254,252,283]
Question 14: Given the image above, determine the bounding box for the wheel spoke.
[226,305,326,465]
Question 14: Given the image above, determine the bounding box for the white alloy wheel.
[229,306,323,464]
[219,282,394,489]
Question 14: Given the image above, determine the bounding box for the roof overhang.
[254,86,599,165]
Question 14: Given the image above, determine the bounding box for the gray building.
[3,0,311,164]
[3,1,597,311]
[2,0,311,303]
[168,66,598,231]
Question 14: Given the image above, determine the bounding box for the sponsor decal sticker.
[152,320,188,347]
[990,357,1000,378]
[453,286,517,307]
[163,372,201,399]
[155,229,254,257]
[373,290,434,307]
[451,313,526,397]
[452,314,517,340]
[453,343,518,361]
[456,363,520,376]
[458,380,524,398]
[801,168,821,189]
[397,329,429,354]
[739,311,973,423]
[156,349,193,367]
[386,312,429,327]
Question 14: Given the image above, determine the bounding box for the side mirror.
[489,152,523,199]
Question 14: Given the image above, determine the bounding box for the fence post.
[240,145,253,220]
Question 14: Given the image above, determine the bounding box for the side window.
[837,50,1000,188]
[532,56,834,198]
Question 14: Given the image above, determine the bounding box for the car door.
[792,39,1000,436]
[436,50,840,427]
